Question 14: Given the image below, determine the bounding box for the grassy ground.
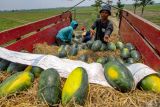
[0,9,66,31]
[124,4,160,26]
[0,7,99,32]
[0,4,159,32]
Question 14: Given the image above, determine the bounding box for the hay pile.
[1,74,160,107]
[33,42,59,55]
[0,37,159,107]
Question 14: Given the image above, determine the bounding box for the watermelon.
[138,74,160,93]
[0,59,10,71]
[7,62,27,73]
[120,48,130,59]
[38,68,61,105]
[115,41,124,50]
[107,42,116,51]
[0,66,34,97]
[58,46,67,58]
[107,55,116,62]
[96,57,107,65]
[126,58,135,64]
[125,43,135,51]
[78,54,88,62]
[31,66,43,78]
[81,43,87,49]
[64,45,71,52]
[86,40,94,49]
[116,57,124,64]
[72,43,78,48]
[68,47,78,56]
[130,50,140,61]
[100,43,108,51]
[91,40,102,51]
[104,61,135,92]
[62,67,88,105]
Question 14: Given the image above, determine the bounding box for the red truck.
[0,10,159,71]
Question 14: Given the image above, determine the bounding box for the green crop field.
[124,4,160,26]
[0,4,159,32]
[0,9,66,31]
[0,7,98,32]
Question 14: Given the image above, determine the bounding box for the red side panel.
[0,12,71,45]
[122,10,160,55]
[119,10,160,71]
[5,19,70,52]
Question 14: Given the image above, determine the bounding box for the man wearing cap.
[90,4,113,43]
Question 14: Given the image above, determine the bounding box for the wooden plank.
[0,12,71,45]
[121,10,160,55]
[5,19,70,52]
[119,17,160,71]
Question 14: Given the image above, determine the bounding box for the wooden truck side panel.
[6,19,70,52]
[119,10,160,71]
[0,12,71,52]
[121,10,160,55]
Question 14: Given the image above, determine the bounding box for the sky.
[0,0,159,10]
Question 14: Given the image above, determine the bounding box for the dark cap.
[99,4,111,15]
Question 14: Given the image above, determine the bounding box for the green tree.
[91,0,102,12]
[133,0,140,13]
[91,0,102,18]
[139,0,154,15]
[116,0,124,18]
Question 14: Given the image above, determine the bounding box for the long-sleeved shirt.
[91,19,113,43]
[56,20,78,43]
[56,26,73,42]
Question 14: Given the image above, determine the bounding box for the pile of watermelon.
[0,39,159,106]
[57,40,141,65]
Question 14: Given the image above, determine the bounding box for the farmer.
[90,4,113,43]
[56,20,78,46]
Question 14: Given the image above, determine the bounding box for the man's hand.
[90,29,96,38]
[104,35,110,42]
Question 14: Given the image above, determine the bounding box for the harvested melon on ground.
[38,68,61,105]
[104,61,135,92]
[96,57,107,66]
[130,50,141,61]
[7,62,27,73]
[138,74,160,93]
[77,54,88,62]
[120,48,130,59]
[107,55,116,62]
[68,47,78,56]
[31,66,43,78]
[100,43,108,51]
[116,41,124,50]
[0,59,10,71]
[58,46,67,58]
[125,43,135,51]
[62,67,89,106]
[126,58,135,64]
[86,40,94,49]
[107,42,116,51]
[0,66,34,97]
[91,40,102,51]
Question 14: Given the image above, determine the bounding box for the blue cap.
[100,4,111,15]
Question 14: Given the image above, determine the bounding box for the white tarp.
[0,47,111,87]
[127,63,157,86]
[0,47,157,88]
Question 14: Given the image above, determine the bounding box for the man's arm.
[104,21,113,42]
[90,19,99,37]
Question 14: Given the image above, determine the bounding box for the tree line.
[92,0,154,15]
